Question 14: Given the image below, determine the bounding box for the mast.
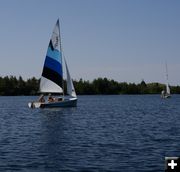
[165,62,168,82]
[58,19,65,98]
[165,62,170,95]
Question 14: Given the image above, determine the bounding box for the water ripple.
[0,95,180,171]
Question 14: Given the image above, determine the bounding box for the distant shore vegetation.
[0,76,180,95]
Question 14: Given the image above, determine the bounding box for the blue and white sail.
[40,19,63,93]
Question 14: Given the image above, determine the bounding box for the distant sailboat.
[28,19,77,108]
[161,63,171,98]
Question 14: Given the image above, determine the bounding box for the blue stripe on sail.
[47,47,62,62]
[44,56,62,76]
[42,67,63,87]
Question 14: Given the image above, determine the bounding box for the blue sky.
[0,0,180,85]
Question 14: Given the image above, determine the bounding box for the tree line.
[0,76,180,95]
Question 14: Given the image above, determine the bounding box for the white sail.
[166,83,170,95]
[64,58,77,97]
[39,19,63,93]
[40,76,63,93]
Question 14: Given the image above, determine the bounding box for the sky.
[0,0,180,85]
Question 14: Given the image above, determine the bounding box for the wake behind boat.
[28,19,77,108]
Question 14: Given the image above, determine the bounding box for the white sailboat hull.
[165,95,171,98]
[161,94,171,99]
[28,97,77,108]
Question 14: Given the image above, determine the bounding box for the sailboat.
[28,19,77,108]
[161,63,171,98]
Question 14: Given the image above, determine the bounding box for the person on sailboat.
[48,94,54,102]
[38,94,45,103]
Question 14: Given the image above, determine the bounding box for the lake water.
[0,95,180,171]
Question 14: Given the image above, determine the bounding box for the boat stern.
[28,102,42,108]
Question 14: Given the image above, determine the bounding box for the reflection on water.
[0,95,180,171]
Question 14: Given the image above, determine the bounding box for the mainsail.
[40,19,63,93]
[166,83,170,95]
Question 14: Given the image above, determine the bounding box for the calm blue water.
[0,95,180,171]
